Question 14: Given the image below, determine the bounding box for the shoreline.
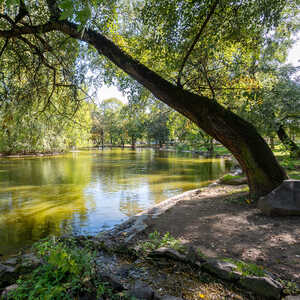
[0,147,233,160]
[1,183,300,299]
[0,151,66,158]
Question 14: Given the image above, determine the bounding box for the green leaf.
[58,9,74,21]
[76,6,91,24]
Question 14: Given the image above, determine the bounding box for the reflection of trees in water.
[119,194,143,217]
[0,155,93,255]
[0,155,93,186]
[104,149,231,215]
[0,150,231,255]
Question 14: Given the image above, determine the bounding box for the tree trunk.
[131,137,136,150]
[277,125,300,158]
[208,137,214,156]
[53,21,289,199]
[0,19,288,199]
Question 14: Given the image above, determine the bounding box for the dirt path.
[131,185,300,285]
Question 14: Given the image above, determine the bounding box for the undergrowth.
[4,237,131,300]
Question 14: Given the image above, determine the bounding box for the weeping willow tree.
[0,4,92,153]
[0,0,299,199]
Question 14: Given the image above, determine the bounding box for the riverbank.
[115,184,300,283]
[1,183,300,299]
[0,151,65,158]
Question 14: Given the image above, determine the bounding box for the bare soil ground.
[132,185,300,285]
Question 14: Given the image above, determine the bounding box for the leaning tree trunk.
[0,19,288,199]
[54,21,289,199]
[277,125,300,158]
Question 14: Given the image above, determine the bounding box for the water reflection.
[0,149,230,254]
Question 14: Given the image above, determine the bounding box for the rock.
[127,280,155,300]
[3,257,18,265]
[1,284,18,299]
[98,271,124,292]
[20,253,41,269]
[202,259,241,281]
[149,247,186,262]
[239,276,282,299]
[284,296,300,300]
[185,246,205,265]
[231,167,243,176]
[218,174,247,185]
[116,264,132,277]
[258,180,300,216]
[0,253,42,289]
[0,263,18,288]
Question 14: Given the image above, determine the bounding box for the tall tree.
[0,0,298,199]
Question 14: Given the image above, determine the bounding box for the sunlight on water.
[0,149,231,254]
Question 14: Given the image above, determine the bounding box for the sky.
[97,85,127,103]
[287,37,300,66]
[96,36,300,103]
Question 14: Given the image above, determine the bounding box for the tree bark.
[131,137,136,149]
[0,19,288,199]
[277,125,300,158]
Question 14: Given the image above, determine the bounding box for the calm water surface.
[0,149,231,254]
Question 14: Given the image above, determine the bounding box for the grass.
[274,145,300,180]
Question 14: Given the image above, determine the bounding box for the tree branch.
[200,60,216,100]
[17,36,55,71]
[45,0,61,20]
[176,0,219,87]
[0,13,15,25]
[14,0,29,24]
[0,37,9,58]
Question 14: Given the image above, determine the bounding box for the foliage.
[6,237,95,299]
[0,101,92,154]
[280,280,300,295]
[0,0,299,196]
[223,258,265,277]
[138,231,185,254]
[5,237,131,300]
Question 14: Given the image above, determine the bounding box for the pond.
[0,149,231,255]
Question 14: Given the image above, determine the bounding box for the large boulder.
[258,180,300,216]
[202,259,241,281]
